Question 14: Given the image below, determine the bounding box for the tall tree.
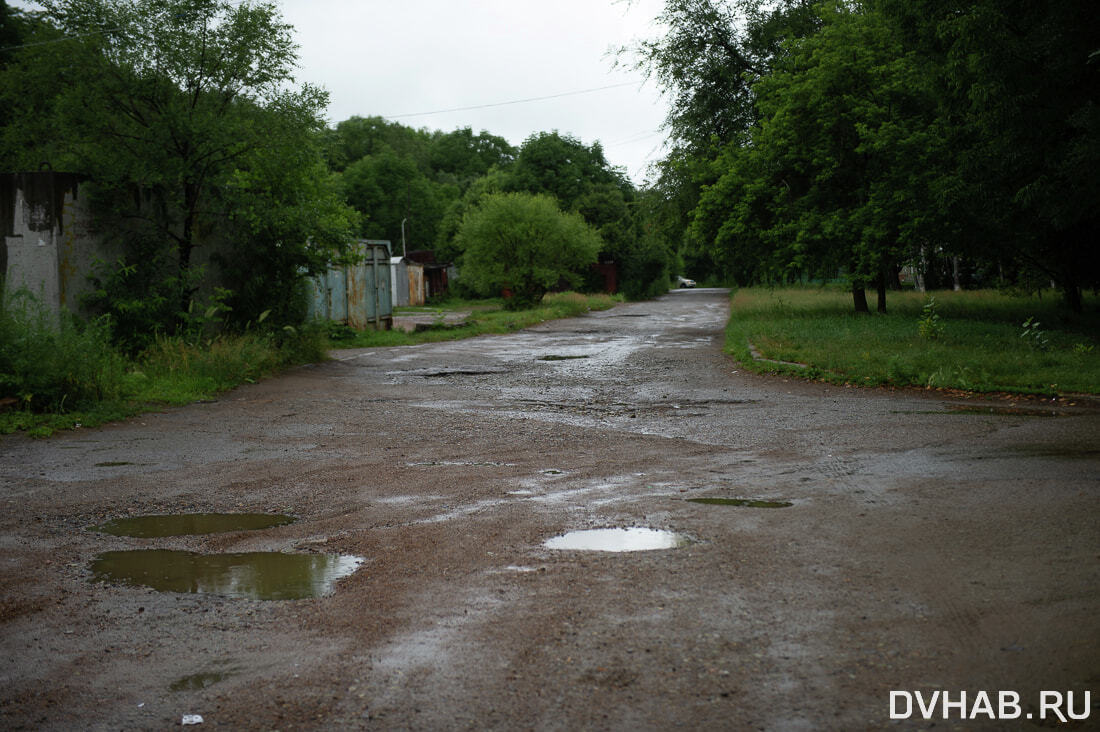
[339,145,457,251]
[3,0,355,341]
[506,131,628,211]
[428,127,515,187]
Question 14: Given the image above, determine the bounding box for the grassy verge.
[329,291,622,349]
[1,291,620,437]
[0,326,328,438]
[725,287,1100,395]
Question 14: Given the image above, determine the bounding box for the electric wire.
[384,82,640,119]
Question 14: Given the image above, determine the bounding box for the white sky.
[13,0,672,183]
[279,0,670,183]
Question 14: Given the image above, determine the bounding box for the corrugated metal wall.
[307,239,393,330]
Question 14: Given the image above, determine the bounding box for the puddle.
[89,550,363,600]
[170,671,234,692]
[687,498,793,508]
[541,469,564,475]
[544,528,690,552]
[91,513,297,538]
[539,355,590,361]
[94,461,135,467]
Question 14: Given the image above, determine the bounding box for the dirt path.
[1,289,1097,730]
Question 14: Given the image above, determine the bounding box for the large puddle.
[544,528,690,552]
[687,498,792,508]
[89,550,363,600]
[91,513,297,538]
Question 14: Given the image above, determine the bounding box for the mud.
[1,288,1097,730]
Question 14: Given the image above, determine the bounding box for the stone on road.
[1,289,1096,730]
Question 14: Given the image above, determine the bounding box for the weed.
[0,287,127,412]
[1020,317,1049,351]
[917,296,945,339]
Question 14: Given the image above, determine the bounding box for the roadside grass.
[0,320,329,438]
[332,291,623,348]
[726,287,1100,395]
[1,291,619,437]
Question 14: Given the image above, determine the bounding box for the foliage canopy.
[455,192,603,309]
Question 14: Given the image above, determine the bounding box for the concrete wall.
[1,172,106,318]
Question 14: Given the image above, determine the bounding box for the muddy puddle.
[89,550,363,600]
[91,513,296,538]
[170,670,235,692]
[687,498,792,508]
[544,528,690,552]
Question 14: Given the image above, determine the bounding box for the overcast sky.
[14,0,672,183]
[279,0,670,183]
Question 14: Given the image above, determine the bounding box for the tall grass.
[0,287,127,412]
[726,287,1099,394]
[0,286,331,436]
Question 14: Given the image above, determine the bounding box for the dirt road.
[2,288,1097,730]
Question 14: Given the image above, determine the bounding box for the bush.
[455,192,602,309]
[0,287,126,412]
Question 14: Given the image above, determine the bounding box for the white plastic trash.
[182,714,203,725]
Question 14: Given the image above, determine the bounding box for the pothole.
[544,528,690,552]
[94,461,136,467]
[170,670,236,692]
[686,498,792,508]
[538,355,590,361]
[89,550,363,600]
[91,513,297,538]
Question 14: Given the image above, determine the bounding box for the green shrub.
[0,287,126,412]
[456,192,602,309]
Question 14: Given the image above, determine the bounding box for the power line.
[385,82,640,119]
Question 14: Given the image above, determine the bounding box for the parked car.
[677,276,696,288]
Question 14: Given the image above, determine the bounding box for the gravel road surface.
[2,288,1097,730]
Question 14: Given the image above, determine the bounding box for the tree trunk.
[852,281,869,313]
[876,270,887,313]
[952,256,961,291]
[179,182,200,318]
[1062,271,1083,314]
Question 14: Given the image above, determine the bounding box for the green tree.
[3,0,355,342]
[428,127,516,187]
[433,166,510,262]
[506,131,628,211]
[622,0,819,155]
[881,0,1100,311]
[323,115,434,173]
[455,192,602,309]
[340,145,457,251]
